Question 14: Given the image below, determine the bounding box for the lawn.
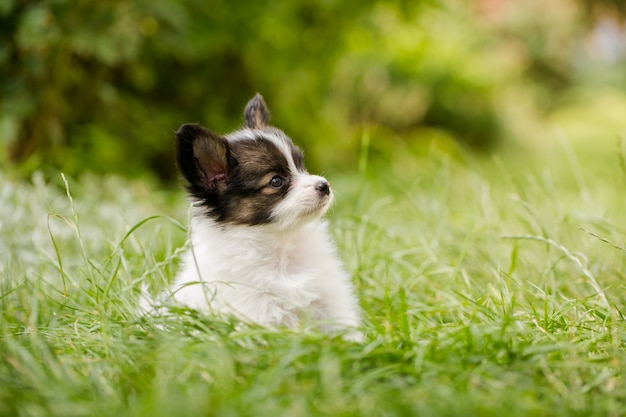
[1,137,626,416]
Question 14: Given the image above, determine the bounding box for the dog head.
[176,94,333,229]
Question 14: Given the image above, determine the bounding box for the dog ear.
[243,93,270,129]
[176,123,231,194]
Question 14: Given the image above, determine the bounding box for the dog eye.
[269,175,284,188]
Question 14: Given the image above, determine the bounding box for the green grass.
[2,139,626,417]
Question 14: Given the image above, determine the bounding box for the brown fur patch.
[215,136,300,225]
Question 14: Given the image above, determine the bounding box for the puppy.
[170,94,362,340]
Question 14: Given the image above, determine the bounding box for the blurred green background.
[1,0,625,181]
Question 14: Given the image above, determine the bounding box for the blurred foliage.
[1,0,625,180]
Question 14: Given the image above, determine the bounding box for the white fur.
[171,209,362,341]
[271,173,331,228]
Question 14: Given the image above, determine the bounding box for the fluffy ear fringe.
[175,123,230,195]
[244,93,270,129]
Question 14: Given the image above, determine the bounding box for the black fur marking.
[175,124,233,208]
[215,137,294,225]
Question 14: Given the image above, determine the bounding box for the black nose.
[315,180,330,196]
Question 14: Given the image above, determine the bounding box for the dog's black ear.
[176,123,231,195]
[243,93,270,129]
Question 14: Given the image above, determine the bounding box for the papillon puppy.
[169,94,362,340]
